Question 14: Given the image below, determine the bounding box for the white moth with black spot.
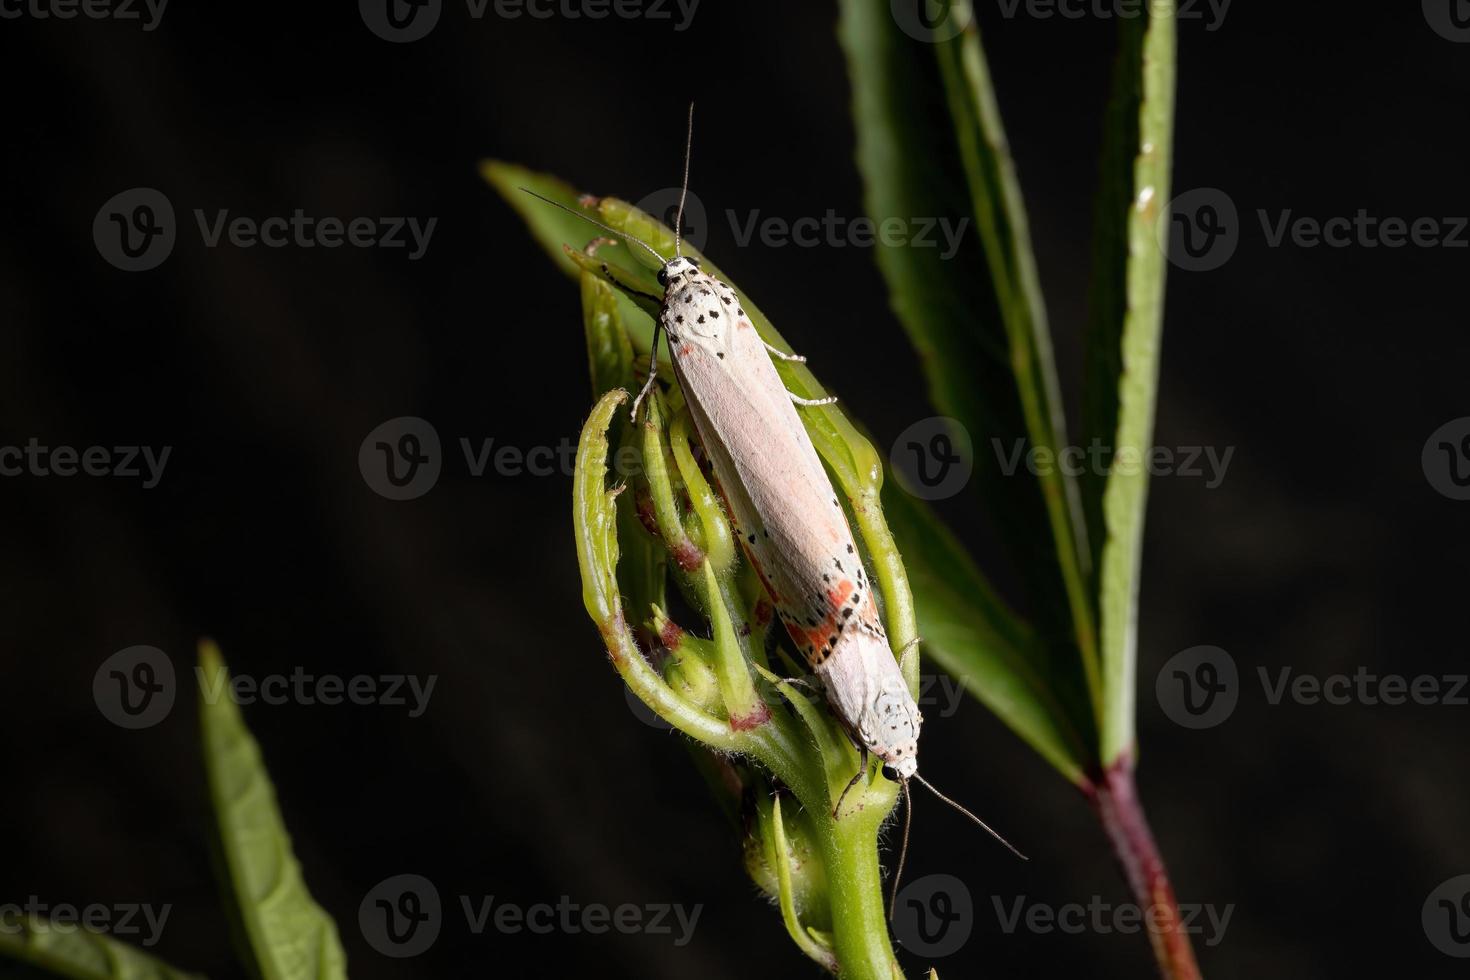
[525,105,1023,909]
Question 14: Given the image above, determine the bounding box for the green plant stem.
[1085,755,1200,980]
[817,807,903,980]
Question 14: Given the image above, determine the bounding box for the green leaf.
[929,0,1101,714]
[838,0,1098,769]
[197,642,347,980]
[0,921,200,980]
[1089,4,1178,764]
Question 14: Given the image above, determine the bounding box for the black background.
[3,2,1468,978]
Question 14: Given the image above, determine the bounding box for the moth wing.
[671,287,875,665]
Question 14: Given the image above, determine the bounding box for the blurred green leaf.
[198,642,347,980]
[1089,4,1177,764]
[0,922,199,980]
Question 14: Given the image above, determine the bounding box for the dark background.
[3,2,1467,977]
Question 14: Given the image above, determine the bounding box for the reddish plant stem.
[1084,753,1202,980]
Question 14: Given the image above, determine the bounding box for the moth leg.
[832,744,870,820]
[789,392,839,407]
[630,315,665,422]
[762,339,807,363]
[896,636,923,675]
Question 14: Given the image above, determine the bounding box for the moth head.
[657,255,700,287]
[868,684,921,781]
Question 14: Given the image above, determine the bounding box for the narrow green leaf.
[1093,3,1178,764]
[0,920,200,980]
[198,642,347,980]
[929,0,1102,719]
[838,0,1097,773]
[770,797,838,973]
[837,0,1051,580]
[581,271,667,623]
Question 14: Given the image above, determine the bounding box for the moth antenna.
[889,777,914,921]
[912,772,1028,861]
[517,188,666,264]
[674,102,694,258]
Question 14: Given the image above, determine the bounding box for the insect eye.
[657,269,669,287]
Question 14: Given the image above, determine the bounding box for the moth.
[526,105,1022,907]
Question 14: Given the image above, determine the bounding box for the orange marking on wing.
[827,579,856,608]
